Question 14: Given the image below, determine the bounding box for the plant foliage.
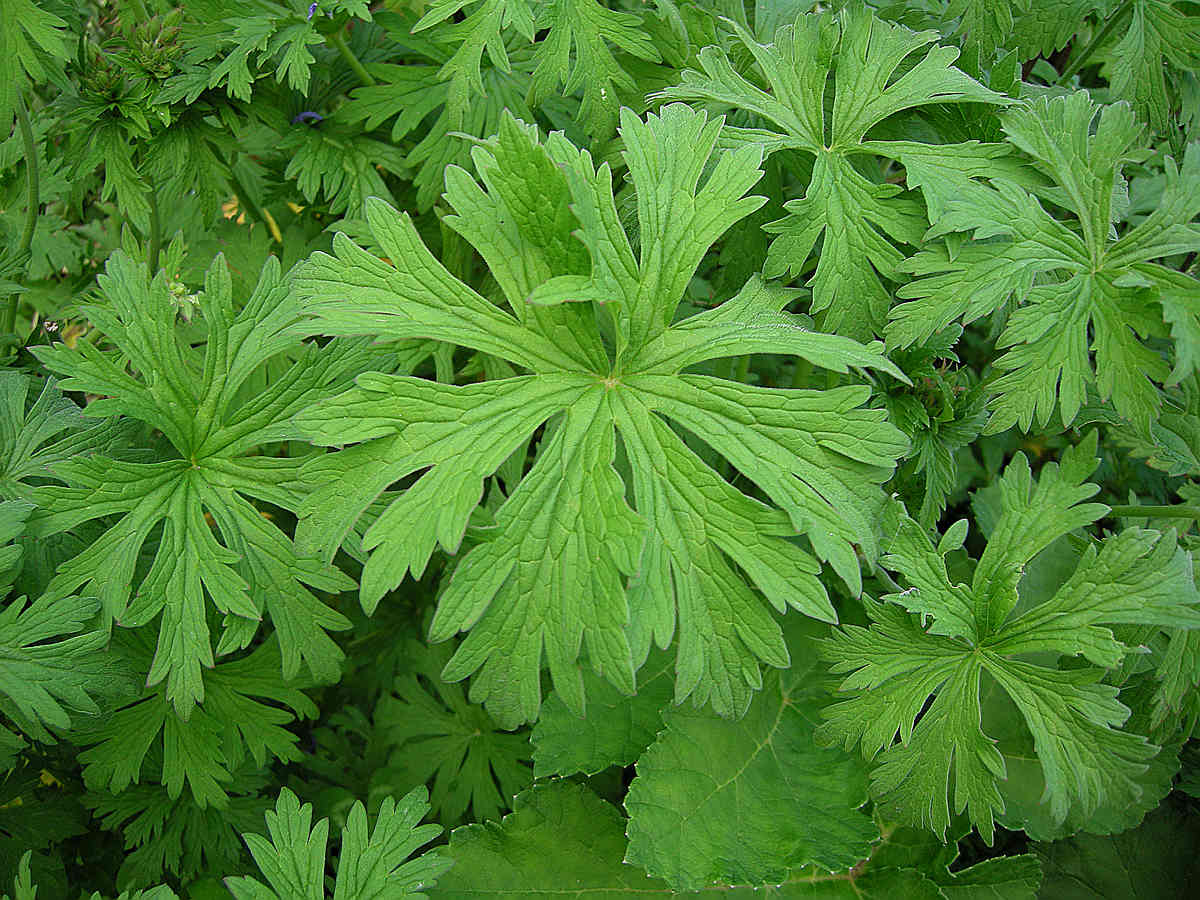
[1,0,1199,896]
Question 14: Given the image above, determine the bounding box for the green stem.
[1057,0,1134,85]
[733,355,751,384]
[790,358,813,389]
[128,0,152,21]
[146,188,162,273]
[328,30,376,87]
[2,92,39,337]
[1108,505,1200,520]
[15,94,37,262]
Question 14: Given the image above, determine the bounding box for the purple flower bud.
[291,111,324,125]
[307,2,318,20]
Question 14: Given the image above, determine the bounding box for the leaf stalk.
[328,29,376,87]
[1057,0,1135,85]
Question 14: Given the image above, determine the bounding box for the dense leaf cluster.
[1,0,1199,896]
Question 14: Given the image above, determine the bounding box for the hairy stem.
[1057,0,1134,84]
[329,29,376,87]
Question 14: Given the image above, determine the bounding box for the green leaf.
[0,497,124,743]
[87,775,273,889]
[1033,799,1200,899]
[0,372,132,503]
[1108,0,1200,134]
[295,105,908,725]
[410,0,535,125]
[943,0,1100,60]
[76,638,317,809]
[430,781,675,897]
[168,1,350,100]
[531,645,674,777]
[655,2,1006,338]
[527,0,661,137]
[0,0,68,129]
[224,786,451,900]
[624,619,878,891]
[820,436,1200,842]
[374,637,532,824]
[891,94,1200,433]
[281,123,408,217]
[431,779,1037,898]
[32,252,361,714]
[0,590,121,744]
[984,676,1183,842]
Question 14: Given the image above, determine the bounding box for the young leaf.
[294,105,908,726]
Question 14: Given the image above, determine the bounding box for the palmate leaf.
[76,637,317,809]
[0,372,132,503]
[890,93,1200,433]
[0,499,126,746]
[340,58,537,211]
[374,637,532,824]
[166,0,371,101]
[820,434,1200,842]
[1107,0,1200,135]
[0,0,68,130]
[224,786,451,900]
[3,852,180,900]
[32,252,363,715]
[410,0,660,136]
[942,0,1100,59]
[654,2,1006,338]
[87,772,273,889]
[294,104,909,727]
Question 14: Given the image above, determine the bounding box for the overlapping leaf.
[374,638,531,824]
[224,786,450,899]
[0,500,124,747]
[76,638,316,809]
[410,0,661,136]
[32,252,364,714]
[624,619,878,891]
[890,93,1200,433]
[294,104,908,726]
[655,2,1006,338]
[820,435,1200,841]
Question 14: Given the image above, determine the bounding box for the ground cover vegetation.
[1,0,1199,896]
